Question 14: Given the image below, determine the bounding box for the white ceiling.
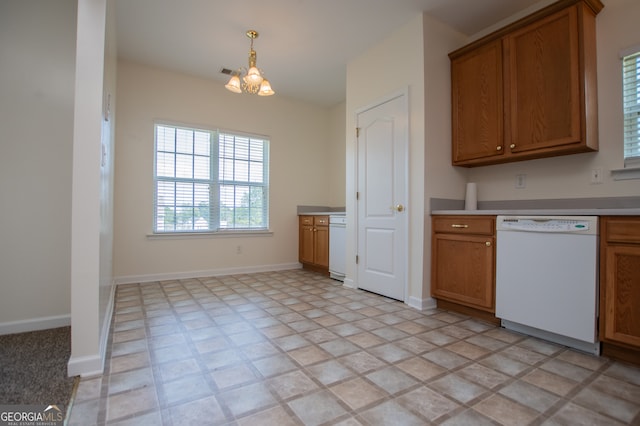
[115,0,544,107]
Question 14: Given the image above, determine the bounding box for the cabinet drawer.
[300,216,313,226]
[314,216,329,226]
[604,217,640,244]
[433,216,495,235]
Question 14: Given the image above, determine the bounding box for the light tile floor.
[68,269,640,425]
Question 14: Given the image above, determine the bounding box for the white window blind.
[154,123,269,233]
[623,49,640,166]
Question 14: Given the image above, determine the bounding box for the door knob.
[395,204,405,212]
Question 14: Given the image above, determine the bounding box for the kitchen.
[301,0,639,362]
[3,0,640,423]
[2,0,639,381]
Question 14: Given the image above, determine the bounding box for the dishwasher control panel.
[497,216,597,234]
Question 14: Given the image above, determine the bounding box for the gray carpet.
[0,326,78,405]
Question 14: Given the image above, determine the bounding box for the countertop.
[431,208,640,216]
[299,211,346,216]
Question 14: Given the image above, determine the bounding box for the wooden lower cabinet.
[600,216,640,365]
[431,216,498,324]
[299,215,329,274]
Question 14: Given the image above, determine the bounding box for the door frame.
[354,88,410,303]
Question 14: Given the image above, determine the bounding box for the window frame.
[622,45,640,168]
[612,44,640,181]
[152,121,270,236]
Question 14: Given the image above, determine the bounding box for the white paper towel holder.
[465,182,477,210]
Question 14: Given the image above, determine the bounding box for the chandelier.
[224,30,275,96]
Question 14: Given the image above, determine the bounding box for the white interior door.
[356,93,408,301]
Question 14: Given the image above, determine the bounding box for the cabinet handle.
[510,143,516,149]
[486,241,491,247]
[451,224,469,228]
[496,146,502,151]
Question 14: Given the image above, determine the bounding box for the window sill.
[611,167,640,181]
[147,230,273,240]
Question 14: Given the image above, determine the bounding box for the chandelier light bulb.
[245,67,263,85]
[225,75,242,93]
[258,79,275,96]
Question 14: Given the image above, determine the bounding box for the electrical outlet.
[236,245,243,254]
[590,168,603,184]
[515,174,526,189]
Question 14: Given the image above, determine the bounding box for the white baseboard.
[113,262,302,285]
[408,295,437,311]
[67,283,116,378]
[342,277,356,289]
[0,314,71,336]
[67,354,104,378]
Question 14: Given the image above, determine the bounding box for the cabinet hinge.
[356,127,360,138]
[356,255,359,264]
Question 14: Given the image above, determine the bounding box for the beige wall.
[0,0,76,332]
[328,102,347,208]
[422,16,470,303]
[346,14,465,307]
[113,61,334,282]
[463,0,640,202]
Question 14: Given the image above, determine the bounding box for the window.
[154,123,269,233]
[623,48,640,167]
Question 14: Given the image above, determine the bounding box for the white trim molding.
[68,283,115,378]
[620,43,640,59]
[67,354,104,378]
[98,284,116,371]
[408,296,437,311]
[612,167,640,181]
[0,314,71,336]
[114,263,302,285]
[342,278,356,289]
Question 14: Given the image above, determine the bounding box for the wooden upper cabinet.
[506,6,581,153]
[452,40,504,163]
[450,0,603,167]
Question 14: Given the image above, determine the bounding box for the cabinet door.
[314,225,329,268]
[299,224,315,264]
[603,245,640,347]
[433,216,495,236]
[451,39,504,165]
[432,233,495,311]
[506,6,581,154]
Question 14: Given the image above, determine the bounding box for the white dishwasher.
[496,216,599,355]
